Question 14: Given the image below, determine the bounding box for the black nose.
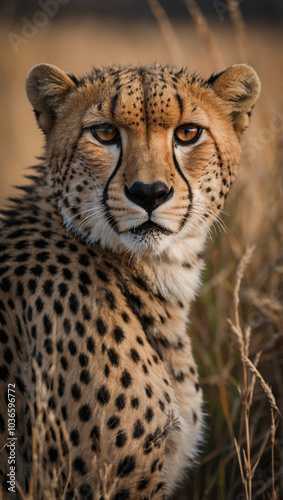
[125,181,173,214]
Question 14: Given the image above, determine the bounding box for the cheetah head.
[26,63,260,259]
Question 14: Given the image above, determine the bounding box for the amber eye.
[90,123,119,144]
[174,123,202,145]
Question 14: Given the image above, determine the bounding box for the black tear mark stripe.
[175,93,183,117]
[111,94,119,118]
[172,153,193,229]
[102,148,123,233]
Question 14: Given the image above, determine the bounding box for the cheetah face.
[26,64,260,258]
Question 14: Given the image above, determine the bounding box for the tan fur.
[0,63,260,499]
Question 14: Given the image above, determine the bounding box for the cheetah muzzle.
[0,62,260,499]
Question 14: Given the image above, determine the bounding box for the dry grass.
[0,1,282,499]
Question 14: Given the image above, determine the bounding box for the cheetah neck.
[136,235,207,308]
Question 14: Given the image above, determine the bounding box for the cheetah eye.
[90,123,119,145]
[174,124,202,145]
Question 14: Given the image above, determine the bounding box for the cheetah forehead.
[77,65,207,129]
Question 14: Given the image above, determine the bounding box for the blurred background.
[0,1,282,499]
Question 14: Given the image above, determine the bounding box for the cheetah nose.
[125,181,173,214]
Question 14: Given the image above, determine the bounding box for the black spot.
[97,385,110,405]
[136,336,144,346]
[36,352,42,367]
[71,383,81,400]
[143,433,154,455]
[14,265,27,276]
[60,356,68,371]
[73,457,88,475]
[16,281,23,297]
[117,455,136,478]
[27,306,32,321]
[79,354,89,367]
[151,458,159,473]
[86,337,95,354]
[34,238,47,249]
[63,318,71,335]
[15,376,25,394]
[105,289,116,309]
[35,297,44,312]
[107,348,119,367]
[48,265,58,275]
[107,415,120,430]
[70,429,80,446]
[43,338,53,355]
[131,397,139,409]
[145,384,153,398]
[133,419,145,439]
[0,365,9,382]
[30,265,43,276]
[116,430,127,448]
[158,400,165,411]
[121,312,130,323]
[80,369,91,384]
[96,269,109,283]
[138,477,150,491]
[15,252,30,263]
[57,253,70,265]
[79,254,90,267]
[69,293,79,314]
[59,283,69,298]
[0,277,11,292]
[79,271,91,285]
[54,300,63,316]
[75,321,85,337]
[163,391,171,403]
[78,404,91,422]
[0,328,8,344]
[57,340,64,354]
[3,347,13,364]
[104,364,110,377]
[145,407,154,423]
[68,340,77,356]
[61,406,68,420]
[62,268,73,280]
[120,370,132,388]
[58,374,65,396]
[113,327,124,344]
[130,348,140,363]
[96,318,106,336]
[115,394,126,411]
[155,481,164,493]
[48,396,56,409]
[90,425,100,441]
[43,314,52,335]
[82,305,91,321]
[42,280,53,297]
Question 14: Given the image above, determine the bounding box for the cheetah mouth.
[130,221,172,236]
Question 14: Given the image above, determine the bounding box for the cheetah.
[0,63,260,499]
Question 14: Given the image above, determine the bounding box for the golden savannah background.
[0,0,282,498]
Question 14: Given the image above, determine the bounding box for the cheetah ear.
[207,64,261,137]
[26,63,76,134]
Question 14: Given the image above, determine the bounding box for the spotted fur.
[0,63,260,499]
